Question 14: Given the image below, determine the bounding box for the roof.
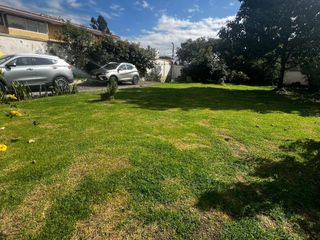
[0,4,120,39]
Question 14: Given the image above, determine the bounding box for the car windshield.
[0,55,14,65]
[104,63,120,70]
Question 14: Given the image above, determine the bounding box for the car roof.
[9,54,60,59]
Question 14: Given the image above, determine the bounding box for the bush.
[227,70,250,84]
[301,56,320,91]
[8,82,32,101]
[145,65,162,82]
[100,79,118,101]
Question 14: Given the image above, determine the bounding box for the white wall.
[155,59,172,83]
[0,34,48,56]
[153,59,183,82]
[172,65,183,80]
[284,70,308,86]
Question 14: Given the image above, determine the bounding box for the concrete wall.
[0,34,48,56]
[172,65,183,80]
[153,59,183,83]
[156,60,172,83]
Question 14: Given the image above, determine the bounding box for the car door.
[32,57,56,85]
[126,64,136,80]
[3,57,35,85]
[117,64,128,81]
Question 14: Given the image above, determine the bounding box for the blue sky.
[1,0,240,55]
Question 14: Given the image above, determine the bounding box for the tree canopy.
[88,38,156,76]
[177,38,227,83]
[90,15,111,34]
[219,0,320,88]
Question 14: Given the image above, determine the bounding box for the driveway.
[77,80,159,92]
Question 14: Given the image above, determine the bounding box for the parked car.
[91,62,140,85]
[0,54,74,91]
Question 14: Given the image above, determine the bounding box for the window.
[0,55,14,65]
[33,57,55,65]
[7,15,48,34]
[118,64,127,71]
[105,63,120,70]
[9,57,33,66]
[126,64,134,70]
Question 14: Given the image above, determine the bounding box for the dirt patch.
[71,192,130,240]
[39,123,64,129]
[217,129,248,158]
[0,161,25,178]
[0,184,51,239]
[0,154,131,239]
[63,154,130,191]
[198,120,211,127]
[257,214,277,230]
[173,140,210,150]
[157,134,211,151]
[193,210,231,239]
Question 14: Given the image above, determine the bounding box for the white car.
[0,54,73,91]
[91,62,140,85]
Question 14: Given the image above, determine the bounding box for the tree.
[90,15,111,34]
[88,37,156,76]
[53,22,93,68]
[177,38,219,64]
[177,38,227,83]
[219,0,320,88]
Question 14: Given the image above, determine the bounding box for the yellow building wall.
[8,27,49,41]
[48,24,63,41]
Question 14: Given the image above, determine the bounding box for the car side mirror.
[6,62,16,69]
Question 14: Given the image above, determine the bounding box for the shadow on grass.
[116,86,320,116]
[197,139,320,238]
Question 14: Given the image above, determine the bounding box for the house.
[0,4,119,56]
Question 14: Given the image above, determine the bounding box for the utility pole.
[171,42,175,61]
[171,42,175,82]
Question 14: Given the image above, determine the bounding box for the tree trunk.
[278,59,286,89]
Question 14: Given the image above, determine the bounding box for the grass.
[0,83,319,240]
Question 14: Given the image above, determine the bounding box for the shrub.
[145,65,162,82]
[227,70,250,84]
[301,56,320,91]
[100,79,118,101]
[8,82,31,101]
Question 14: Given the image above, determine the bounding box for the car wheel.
[132,75,139,85]
[53,76,69,94]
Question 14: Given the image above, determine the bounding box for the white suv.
[0,54,73,90]
[91,62,140,85]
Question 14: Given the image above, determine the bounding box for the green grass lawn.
[0,83,319,240]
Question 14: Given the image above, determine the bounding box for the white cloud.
[187,4,200,13]
[66,0,82,8]
[109,4,125,17]
[135,0,153,11]
[127,15,235,56]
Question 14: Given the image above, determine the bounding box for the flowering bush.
[7,110,23,118]
[7,94,18,101]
